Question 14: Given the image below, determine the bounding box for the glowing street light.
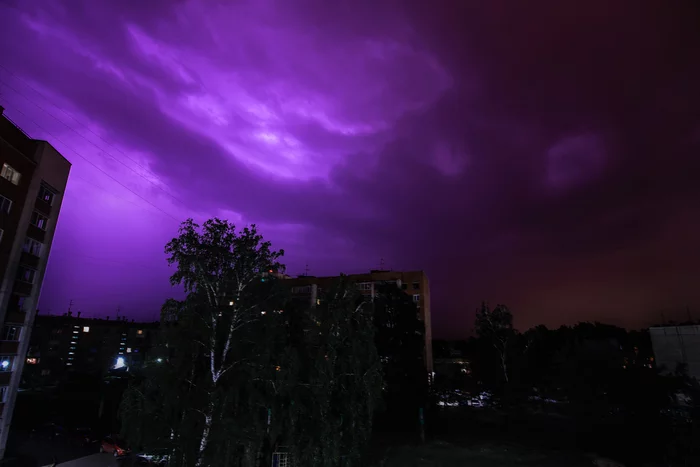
[114,357,126,369]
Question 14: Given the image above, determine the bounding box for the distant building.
[283,269,433,373]
[0,107,71,459]
[650,325,700,380]
[23,313,161,386]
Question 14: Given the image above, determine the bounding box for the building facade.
[23,313,160,386]
[650,325,700,380]
[0,107,71,458]
[283,269,433,373]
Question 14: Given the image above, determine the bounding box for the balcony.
[0,341,19,355]
[34,197,52,217]
[20,251,40,269]
[0,372,11,385]
[4,309,25,324]
[13,280,33,296]
[27,223,46,242]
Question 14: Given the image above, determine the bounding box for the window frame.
[23,237,43,257]
[3,325,21,341]
[0,195,12,214]
[30,211,49,230]
[17,266,37,284]
[1,163,21,185]
[38,184,56,205]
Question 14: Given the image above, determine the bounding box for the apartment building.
[23,313,160,386]
[0,107,71,459]
[284,269,433,374]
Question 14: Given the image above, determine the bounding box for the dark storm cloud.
[0,0,698,335]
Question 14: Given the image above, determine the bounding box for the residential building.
[283,269,433,374]
[0,107,71,459]
[22,313,160,386]
[650,325,700,380]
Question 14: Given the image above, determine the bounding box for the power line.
[0,97,182,223]
[0,66,188,207]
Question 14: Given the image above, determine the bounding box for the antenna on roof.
[379,258,385,270]
[304,264,310,276]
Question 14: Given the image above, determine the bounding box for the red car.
[100,435,131,457]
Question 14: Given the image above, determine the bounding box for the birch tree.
[475,303,514,383]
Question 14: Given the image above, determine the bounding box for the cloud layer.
[1,0,699,336]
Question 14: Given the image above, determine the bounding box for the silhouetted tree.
[120,219,383,467]
[474,303,515,384]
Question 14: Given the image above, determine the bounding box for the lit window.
[357,282,372,291]
[66,362,72,366]
[38,184,56,205]
[72,331,79,334]
[17,266,37,284]
[0,195,11,214]
[126,347,132,353]
[413,294,420,302]
[0,356,13,371]
[30,211,49,230]
[83,326,90,333]
[70,341,76,344]
[137,329,143,335]
[26,357,38,364]
[1,163,21,185]
[68,352,74,355]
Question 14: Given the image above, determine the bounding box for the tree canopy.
[119,219,383,467]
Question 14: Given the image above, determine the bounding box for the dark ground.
[3,384,124,467]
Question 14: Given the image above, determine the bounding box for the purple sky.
[1,0,699,338]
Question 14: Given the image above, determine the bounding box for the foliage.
[120,219,383,467]
[291,277,383,466]
[372,282,427,424]
[461,311,698,464]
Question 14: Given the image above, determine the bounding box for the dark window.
[412,282,420,290]
[17,266,37,284]
[38,184,56,205]
[31,211,49,230]
[401,283,407,290]
[0,195,12,214]
[23,237,43,256]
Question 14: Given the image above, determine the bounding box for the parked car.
[136,449,170,465]
[100,435,131,457]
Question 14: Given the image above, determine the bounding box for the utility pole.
[380,257,385,270]
[116,305,121,320]
[68,299,73,313]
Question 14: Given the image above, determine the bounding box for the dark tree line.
[434,303,700,465]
